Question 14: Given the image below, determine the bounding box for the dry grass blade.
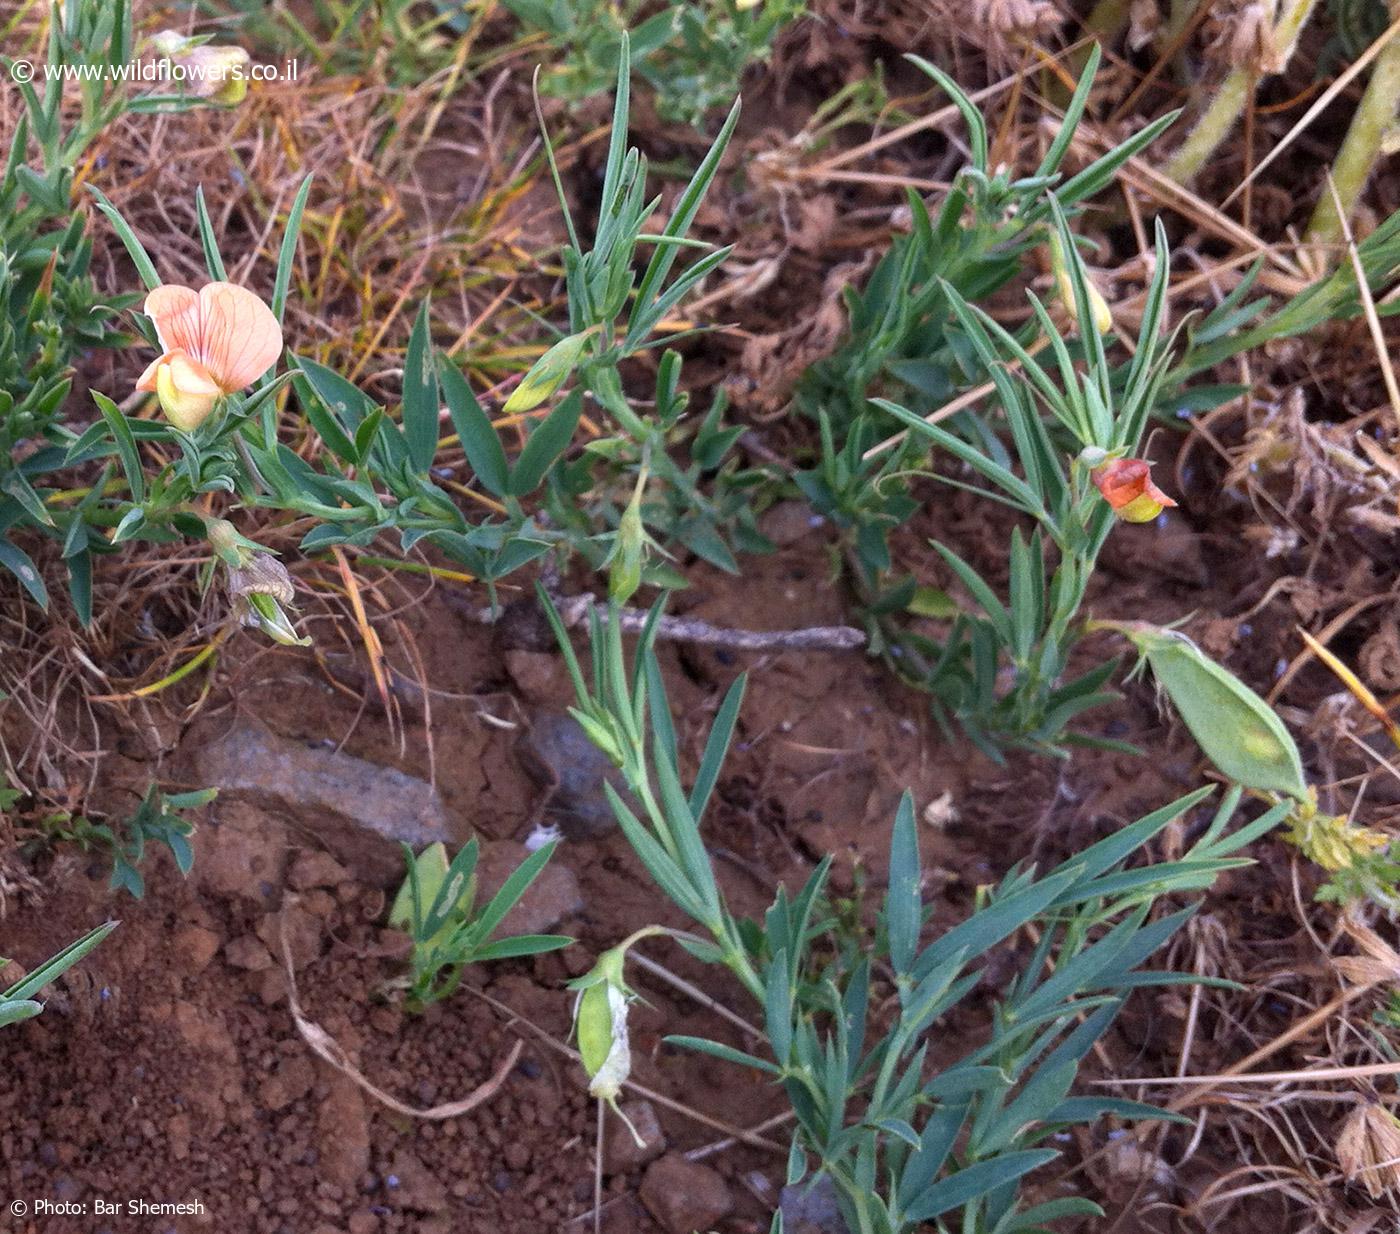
[1298,627,1400,752]
[278,905,523,1119]
[1322,174,1400,433]
[330,546,397,731]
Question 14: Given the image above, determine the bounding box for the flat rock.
[191,722,450,883]
[604,1099,666,1174]
[517,711,634,839]
[781,1174,849,1234]
[638,1155,733,1234]
[477,840,583,934]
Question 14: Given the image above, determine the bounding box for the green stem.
[1063,0,1129,86]
[1162,0,1201,54]
[1163,66,1254,184]
[1164,0,1320,184]
[1083,0,1130,37]
[1305,5,1400,247]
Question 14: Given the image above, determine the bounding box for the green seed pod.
[569,946,644,1143]
[1107,621,1310,803]
[576,980,616,1082]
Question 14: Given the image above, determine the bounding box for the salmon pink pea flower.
[1087,455,1177,524]
[149,31,252,107]
[135,283,282,431]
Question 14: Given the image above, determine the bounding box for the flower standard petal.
[143,285,204,356]
[195,282,283,392]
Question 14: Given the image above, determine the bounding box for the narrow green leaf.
[473,841,557,942]
[272,174,313,324]
[907,55,988,171]
[4,921,118,1002]
[402,299,440,473]
[765,950,793,1067]
[90,392,145,504]
[194,186,228,281]
[902,1150,1058,1223]
[89,186,160,290]
[470,934,571,961]
[886,791,920,975]
[666,1035,781,1076]
[0,537,47,609]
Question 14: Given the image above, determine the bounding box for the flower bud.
[570,707,624,768]
[1088,456,1177,524]
[609,480,647,606]
[1049,229,1113,335]
[237,592,311,646]
[205,518,258,568]
[579,982,631,1102]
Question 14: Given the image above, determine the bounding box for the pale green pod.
[1112,622,1310,803]
[576,980,615,1080]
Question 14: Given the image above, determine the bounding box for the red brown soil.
[0,511,1320,1234]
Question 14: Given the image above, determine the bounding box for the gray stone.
[780,1174,849,1234]
[638,1155,733,1234]
[604,1099,666,1174]
[517,711,634,839]
[192,722,450,883]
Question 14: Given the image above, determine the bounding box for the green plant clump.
[0,0,233,613]
[506,0,804,126]
[390,838,570,1009]
[548,591,1290,1234]
[7,776,215,899]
